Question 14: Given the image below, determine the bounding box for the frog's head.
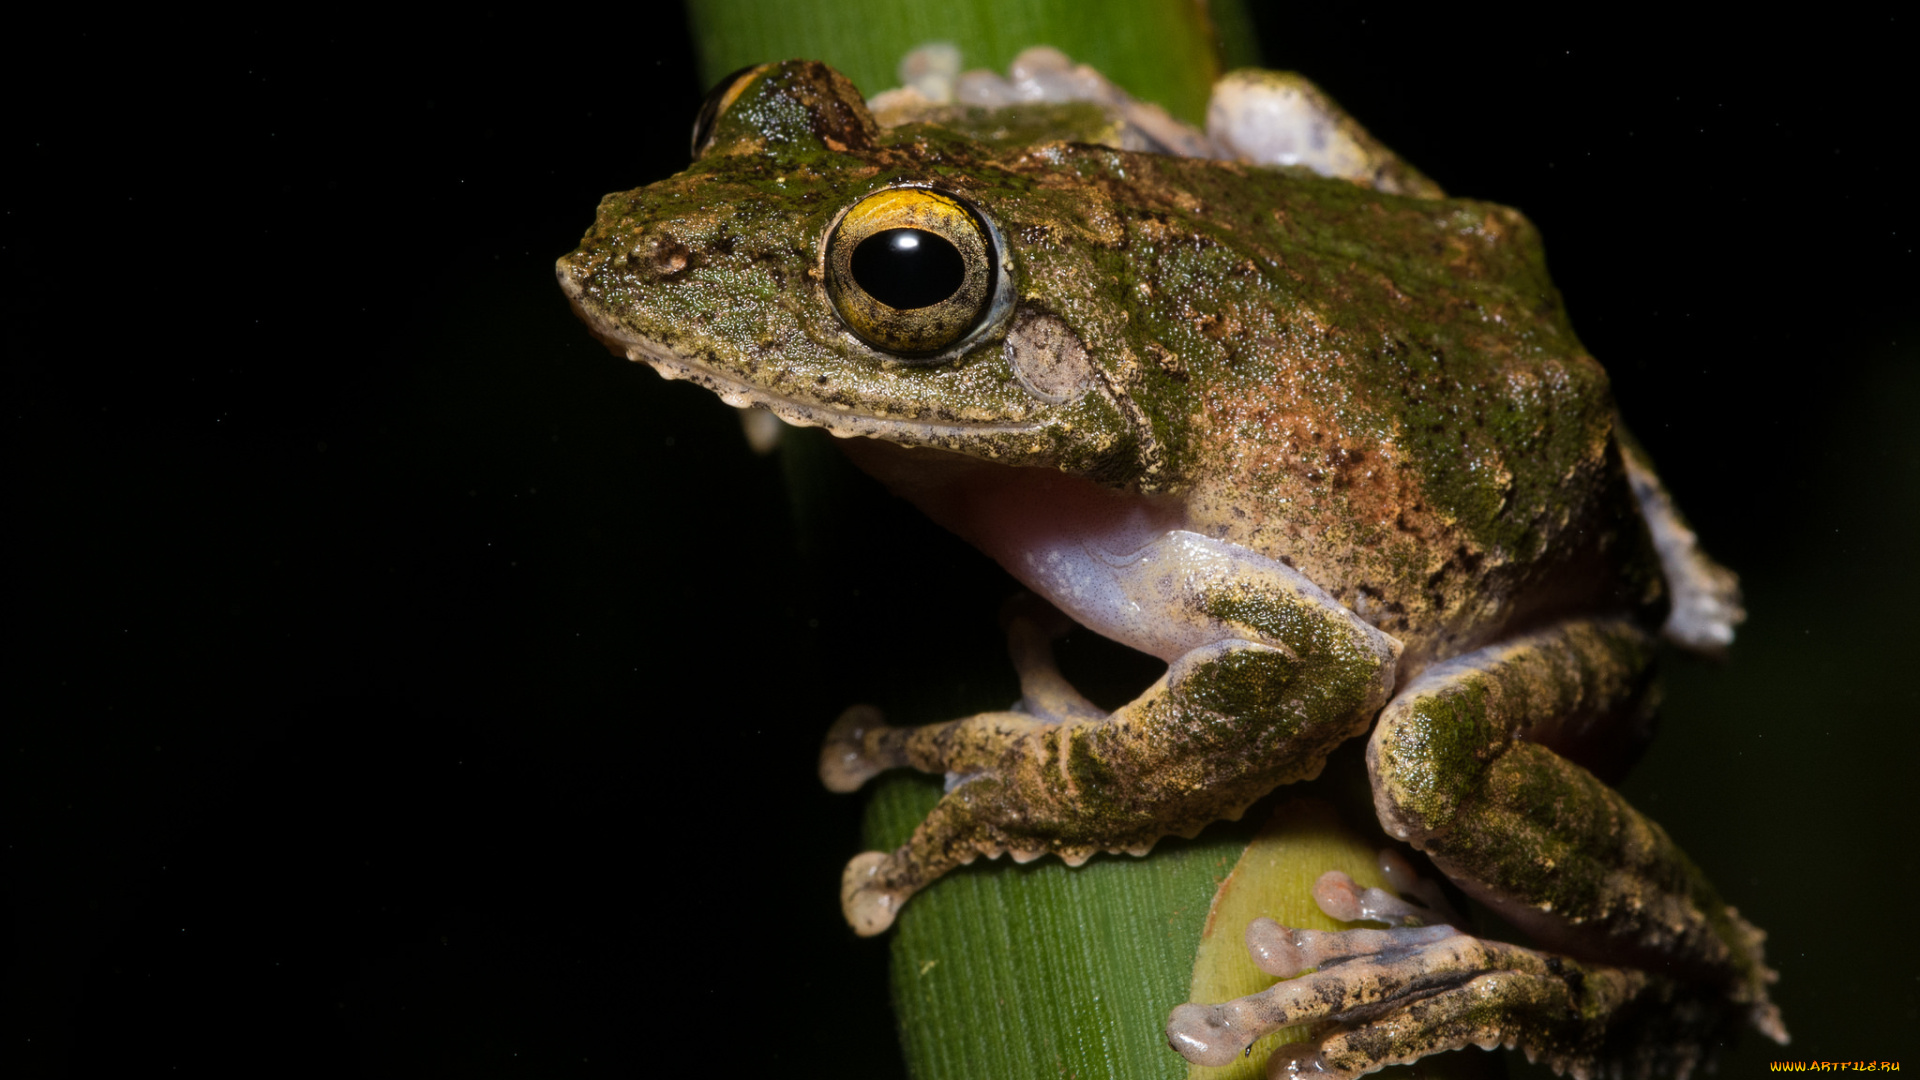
[556,60,1156,485]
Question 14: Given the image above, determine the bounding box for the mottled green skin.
[874,99,1133,153]
[563,66,1142,474]
[1370,620,1780,1027]
[558,60,1663,670]
[821,547,1401,909]
[557,60,1780,1075]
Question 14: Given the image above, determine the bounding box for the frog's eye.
[825,187,1001,359]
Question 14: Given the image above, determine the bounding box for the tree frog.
[557,49,1786,1078]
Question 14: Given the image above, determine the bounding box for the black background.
[9,8,1915,1078]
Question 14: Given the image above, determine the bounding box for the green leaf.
[1183,799,1399,1080]
[865,773,1248,1080]
[684,0,1257,126]
[864,773,1504,1080]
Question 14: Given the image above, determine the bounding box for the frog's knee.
[820,705,889,793]
[1366,687,1490,845]
[841,850,909,936]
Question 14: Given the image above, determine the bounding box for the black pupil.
[850,228,966,310]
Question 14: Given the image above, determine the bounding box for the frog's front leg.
[818,598,1104,796]
[1170,619,1785,1077]
[824,531,1403,935]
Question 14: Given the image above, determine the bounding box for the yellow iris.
[825,187,994,356]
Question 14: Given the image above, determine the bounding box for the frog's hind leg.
[1168,873,1707,1080]
[1339,617,1784,1071]
[1616,433,1746,655]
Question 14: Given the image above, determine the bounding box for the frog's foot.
[836,762,1125,936]
[841,851,907,937]
[819,705,891,793]
[1168,914,1710,1080]
[819,606,1102,796]
[838,826,1094,938]
[818,704,1057,797]
[1617,434,1745,655]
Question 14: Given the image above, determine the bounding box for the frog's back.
[1018,149,1669,669]
[560,57,1672,673]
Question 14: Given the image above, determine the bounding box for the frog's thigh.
[1369,618,1769,989]
[1185,619,1787,1075]
[840,552,1401,936]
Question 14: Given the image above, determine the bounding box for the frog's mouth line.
[559,281,1050,446]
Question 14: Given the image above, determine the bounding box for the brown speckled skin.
[559,61,1665,677]
[557,61,1778,1077]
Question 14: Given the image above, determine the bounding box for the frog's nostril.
[649,238,692,276]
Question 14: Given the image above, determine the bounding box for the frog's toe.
[1256,966,1682,1080]
[841,850,910,936]
[1243,915,1456,978]
[1168,921,1481,1066]
[1260,989,1518,1080]
[1312,867,1457,927]
[819,705,890,793]
[1166,1000,1255,1067]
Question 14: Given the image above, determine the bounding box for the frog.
[556,48,1786,1078]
